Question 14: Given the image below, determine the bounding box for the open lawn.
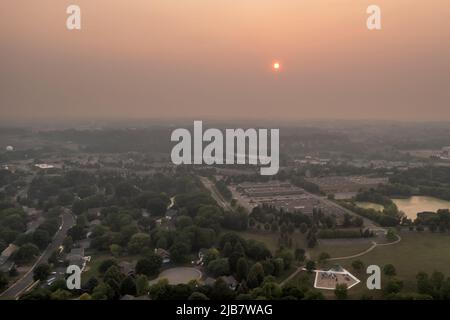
[339,231,450,292]
[287,231,450,299]
[235,230,307,254]
[310,239,373,260]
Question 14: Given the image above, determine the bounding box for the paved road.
[200,177,233,212]
[0,210,75,299]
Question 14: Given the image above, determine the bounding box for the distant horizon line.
[2,115,450,126]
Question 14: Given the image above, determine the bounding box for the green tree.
[299,223,308,234]
[199,249,216,267]
[103,265,125,299]
[334,283,348,300]
[135,275,150,296]
[169,241,190,263]
[236,257,249,281]
[63,236,73,253]
[120,276,137,296]
[128,233,151,254]
[307,234,317,248]
[110,244,122,257]
[50,289,72,300]
[210,277,236,300]
[149,279,171,300]
[260,277,283,299]
[79,293,92,300]
[98,259,117,274]
[20,288,51,300]
[384,278,403,295]
[282,285,305,300]
[14,243,39,264]
[135,255,162,277]
[84,277,99,293]
[155,237,168,250]
[223,242,233,257]
[32,230,50,250]
[188,292,209,300]
[271,221,278,232]
[386,228,397,242]
[176,215,193,229]
[306,260,316,273]
[33,263,51,281]
[67,225,85,241]
[295,248,305,262]
[207,258,230,277]
[91,283,115,300]
[277,249,294,269]
[352,260,365,272]
[0,272,8,291]
[318,252,330,265]
[273,258,285,276]
[8,266,18,277]
[383,264,397,277]
[247,262,265,288]
[304,289,325,300]
[115,182,139,198]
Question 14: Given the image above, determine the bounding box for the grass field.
[236,229,307,254]
[236,229,374,261]
[340,231,450,291]
[310,240,373,260]
[287,231,450,299]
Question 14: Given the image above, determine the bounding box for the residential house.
[0,244,18,270]
[118,260,137,276]
[154,248,171,264]
[221,275,238,291]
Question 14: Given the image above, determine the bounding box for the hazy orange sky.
[1,0,450,122]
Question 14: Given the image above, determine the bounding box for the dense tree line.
[388,166,450,201]
[340,202,400,227]
[214,180,232,200]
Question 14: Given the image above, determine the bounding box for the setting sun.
[273,62,281,71]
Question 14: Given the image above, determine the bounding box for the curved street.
[0,210,75,299]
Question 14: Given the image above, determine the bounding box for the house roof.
[67,255,84,267]
[118,261,137,275]
[66,248,85,266]
[1,244,18,258]
[222,275,238,286]
[76,239,91,249]
[155,248,170,258]
[0,260,14,272]
[70,248,85,256]
[87,208,103,216]
[89,219,102,226]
